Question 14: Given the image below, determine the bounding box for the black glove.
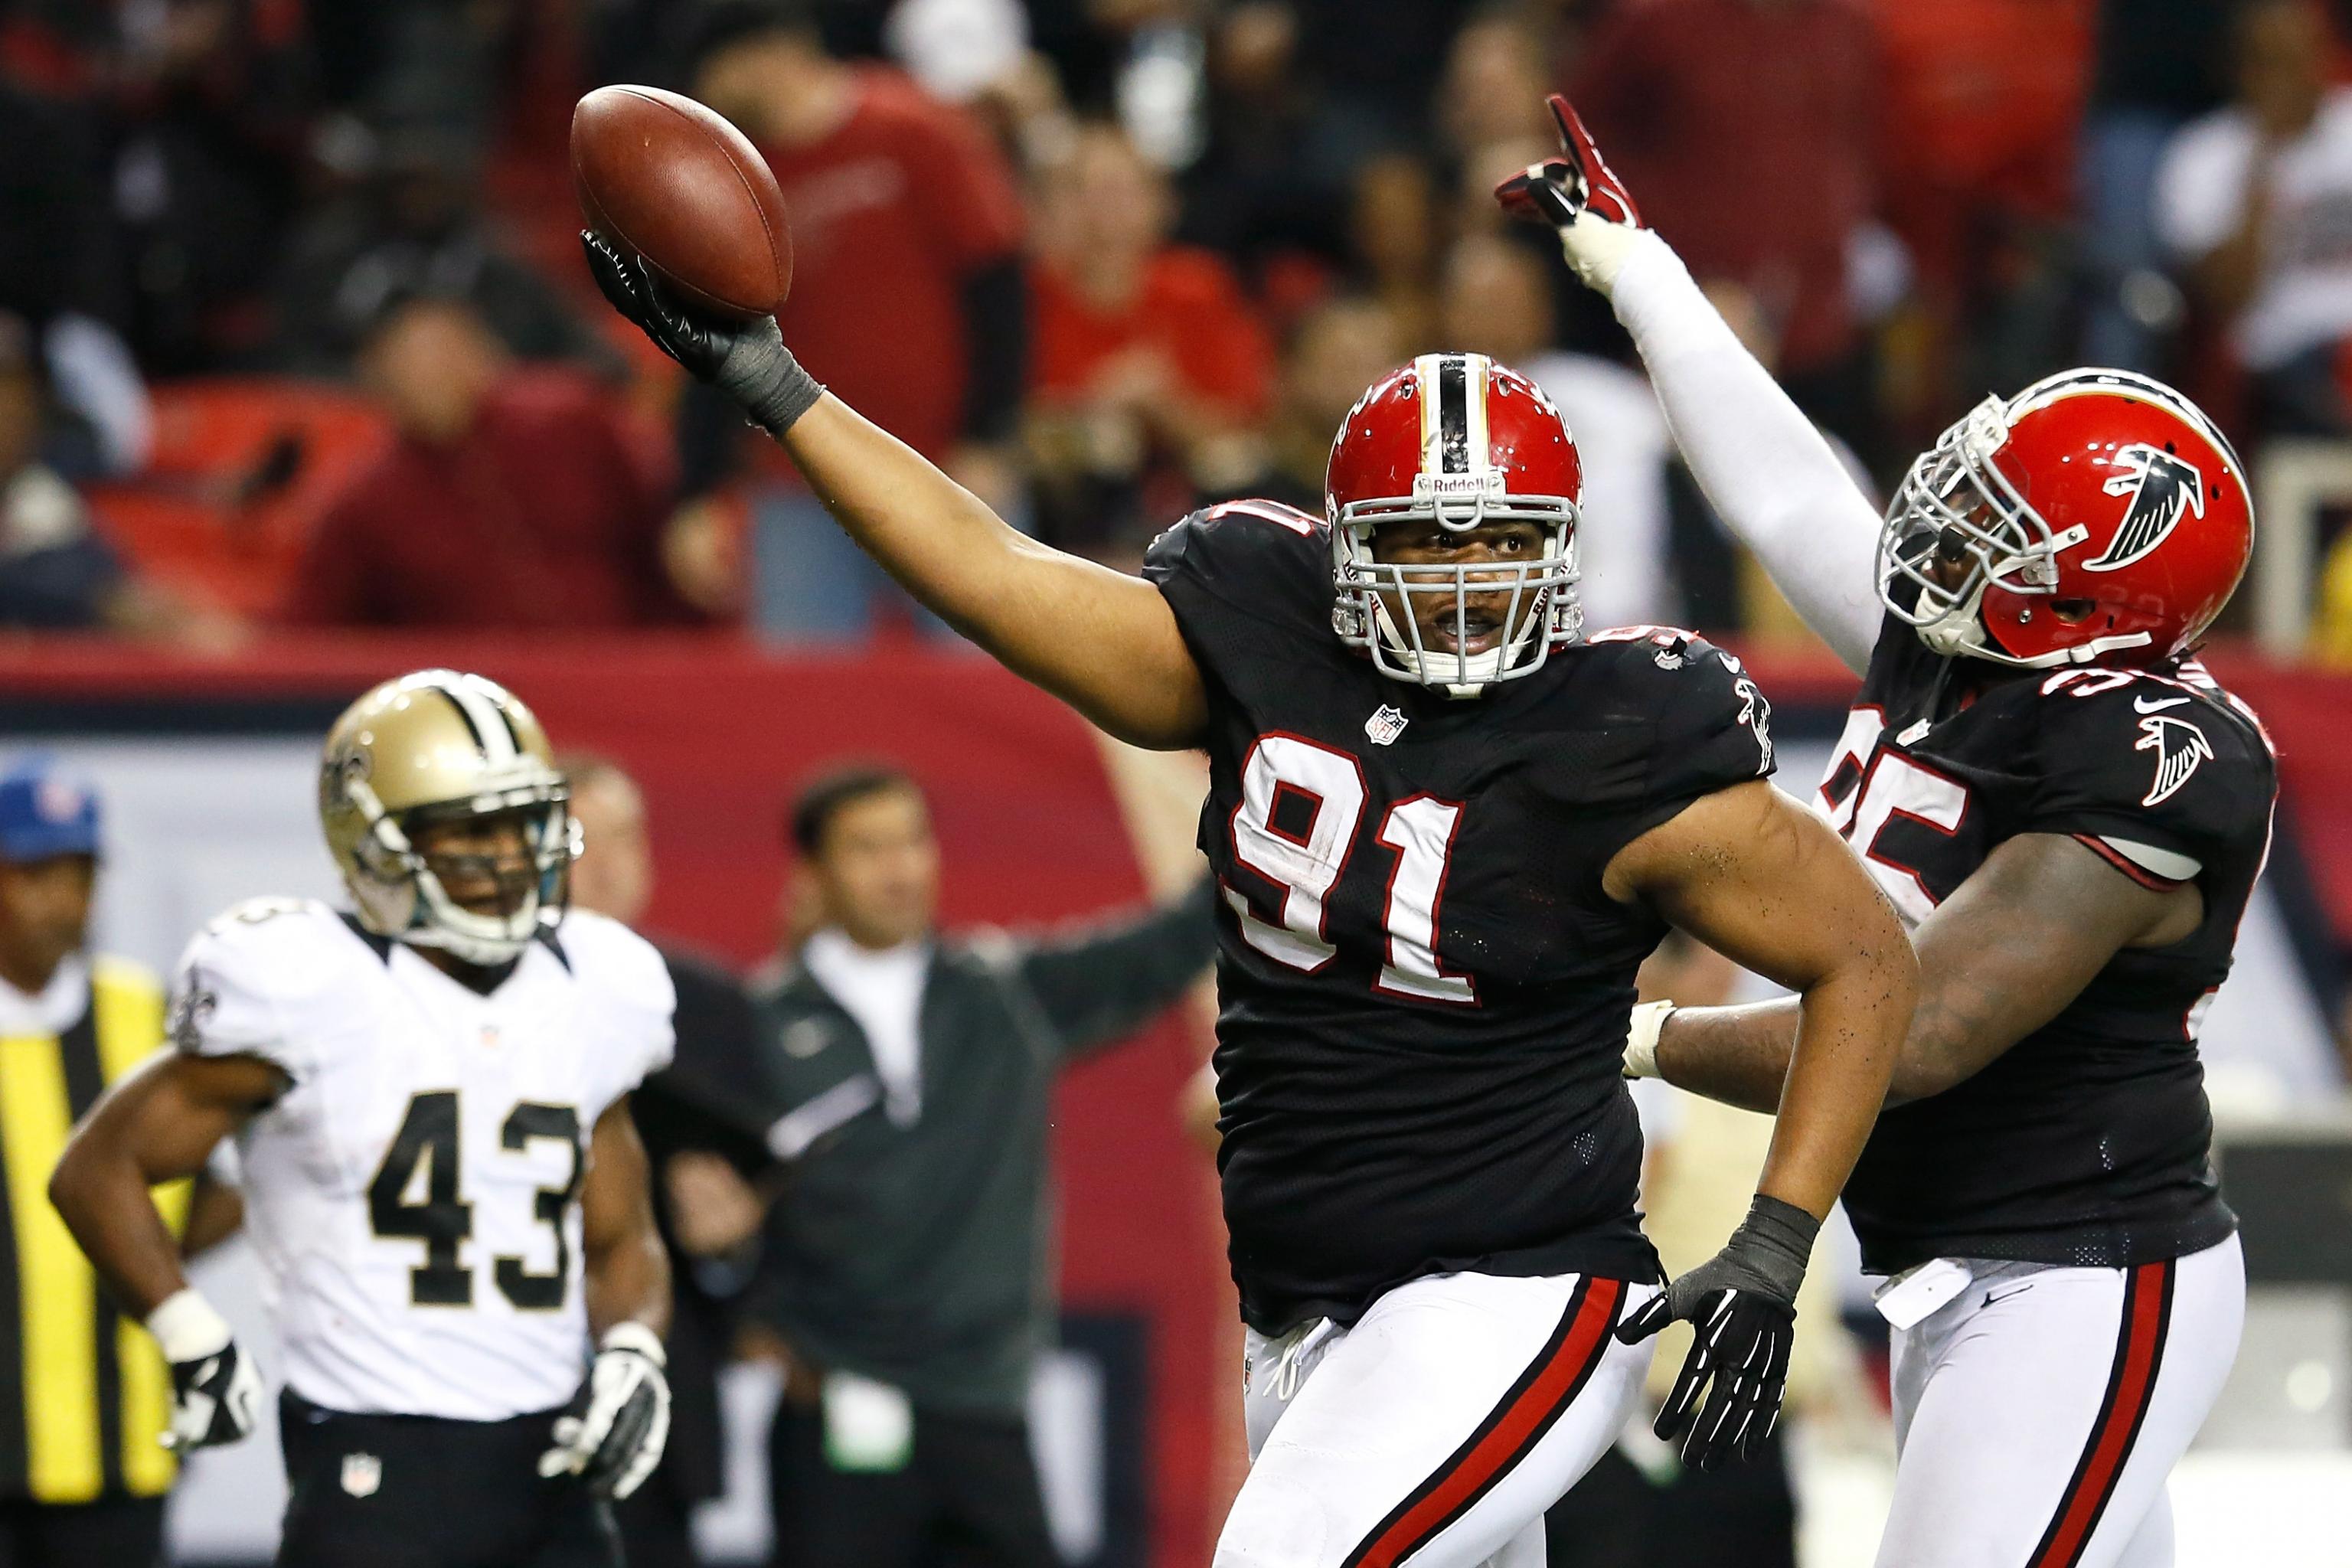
[580,230,825,436]
[1615,1194,1817,1468]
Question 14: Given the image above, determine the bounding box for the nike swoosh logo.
[1982,1283,2036,1307]
[2134,695,2191,714]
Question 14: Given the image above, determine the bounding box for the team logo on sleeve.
[2088,445,2203,572]
[2136,714,2214,805]
[1720,652,1773,772]
[167,974,218,1054]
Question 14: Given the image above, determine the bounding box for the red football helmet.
[1883,369,2253,668]
[1326,352,1584,694]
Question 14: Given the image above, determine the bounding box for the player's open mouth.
[1425,615,1506,655]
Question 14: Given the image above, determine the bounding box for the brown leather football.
[572,85,794,319]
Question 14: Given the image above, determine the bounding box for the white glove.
[1555,216,1648,298]
[148,1288,263,1452]
[539,1322,671,1500]
[1625,1000,1675,1080]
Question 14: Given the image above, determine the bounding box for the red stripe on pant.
[1341,1276,1625,1568]
[2027,1260,2177,1568]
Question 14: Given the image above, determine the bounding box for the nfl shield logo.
[1364,704,1409,746]
[341,1452,382,1498]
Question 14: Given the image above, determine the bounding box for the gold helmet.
[318,669,575,965]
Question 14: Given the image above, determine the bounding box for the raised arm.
[583,235,1206,750]
[1602,778,1915,1466]
[1499,99,1883,673]
[1642,831,2200,1114]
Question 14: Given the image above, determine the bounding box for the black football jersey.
[1144,499,1776,1334]
[1820,607,2275,1274]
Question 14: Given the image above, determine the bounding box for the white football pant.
[1876,1233,2244,1568]
[1215,1271,1657,1568]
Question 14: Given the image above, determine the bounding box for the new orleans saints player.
[583,220,1917,1563]
[51,670,674,1568]
[1503,97,2272,1568]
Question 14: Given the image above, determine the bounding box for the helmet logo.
[2136,714,2213,806]
[2088,444,2203,572]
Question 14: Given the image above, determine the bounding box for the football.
[571,84,793,319]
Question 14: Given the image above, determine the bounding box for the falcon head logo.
[2136,714,2214,807]
[2088,445,2203,573]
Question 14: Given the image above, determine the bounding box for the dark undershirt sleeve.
[958,257,1029,446]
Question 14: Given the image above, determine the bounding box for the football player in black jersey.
[1504,96,2272,1568]
[583,230,1919,1563]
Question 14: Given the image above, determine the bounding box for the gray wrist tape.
[718,318,826,436]
[1726,1194,1820,1303]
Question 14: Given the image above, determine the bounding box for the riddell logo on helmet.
[2086,444,2204,573]
[1414,472,1501,502]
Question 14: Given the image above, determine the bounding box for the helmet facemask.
[1331,475,1581,698]
[1881,399,2126,668]
[343,774,576,967]
[1881,394,2150,669]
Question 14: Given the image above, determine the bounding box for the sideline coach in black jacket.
[748,765,1214,1568]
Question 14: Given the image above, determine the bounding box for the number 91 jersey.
[170,899,675,1420]
[1145,501,1775,1335]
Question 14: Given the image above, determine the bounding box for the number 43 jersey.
[1821,613,2275,1275]
[1145,501,1775,1335]
[170,899,675,1419]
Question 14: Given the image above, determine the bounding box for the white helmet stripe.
[1464,354,1491,474]
[436,677,519,766]
[1413,352,1443,473]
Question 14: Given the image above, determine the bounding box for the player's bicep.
[781,398,1207,749]
[1606,779,1906,993]
[581,1097,658,1256]
[1005,545,1210,749]
[1895,832,2190,1101]
[78,1052,284,1184]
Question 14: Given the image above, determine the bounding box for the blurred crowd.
[9,0,2352,650]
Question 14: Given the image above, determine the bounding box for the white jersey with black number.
[171,898,674,1420]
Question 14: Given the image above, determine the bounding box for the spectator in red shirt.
[1570,0,1880,442]
[1869,0,2095,428]
[287,295,707,629]
[677,0,1029,642]
[1028,122,1275,562]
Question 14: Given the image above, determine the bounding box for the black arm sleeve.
[675,377,751,501]
[1011,874,1219,1060]
[959,256,1029,446]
